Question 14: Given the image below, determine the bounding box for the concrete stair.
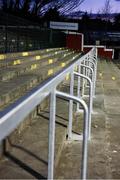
[1,59,118,179]
[0,48,80,110]
[0,98,69,179]
[0,47,81,179]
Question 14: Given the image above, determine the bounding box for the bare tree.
[56,0,85,15]
[100,0,113,45]
[1,0,85,19]
[101,0,112,21]
[1,0,14,10]
[31,0,85,16]
[22,0,32,13]
[14,0,21,10]
[31,0,54,15]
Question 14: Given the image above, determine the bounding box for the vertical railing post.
[48,89,56,179]
[89,51,98,97]
[81,101,89,180]
[68,69,74,139]
[86,57,88,77]
[94,62,97,97]
[87,57,90,79]
[81,60,85,97]
[77,63,81,111]
[88,80,93,140]
[95,47,98,59]
[74,72,93,140]
[56,90,89,180]
[91,61,96,97]
[86,60,96,97]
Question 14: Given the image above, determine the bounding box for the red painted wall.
[66,33,114,59]
[98,48,105,57]
[104,51,113,59]
[84,46,113,59]
[83,47,92,53]
[66,34,83,51]
[98,48,113,59]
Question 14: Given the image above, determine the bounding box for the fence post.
[74,72,93,140]
[77,63,81,111]
[56,90,89,180]
[48,89,56,179]
[68,69,74,139]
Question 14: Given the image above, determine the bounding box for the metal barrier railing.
[0,47,97,180]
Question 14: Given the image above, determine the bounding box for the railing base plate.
[67,133,83,141]
[71,133,83,141]
[83,95,89,98]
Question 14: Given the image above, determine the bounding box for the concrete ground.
[55,60,120,179]
[0,59,120,179]
[0,98,69,179]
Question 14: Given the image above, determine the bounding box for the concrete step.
[0,72,86,179]
[0,48,67,68]
[0,47,65,61]
[0,49,81,179]
[0,59,119,179]
[0,50,73,81]
[0,51,80,110]
[0,91,69,179]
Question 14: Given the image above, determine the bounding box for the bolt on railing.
[0,47,98,180]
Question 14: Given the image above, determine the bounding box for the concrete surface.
[0,98,69,179]
[0,48,80,110]
[0,57,120,179]
[55,60,120,179]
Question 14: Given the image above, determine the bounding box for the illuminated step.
[22,52,29,56]
[31,64,37,70]
[48,59,53,64]
[13,60,21,65]
[48,69,54,76]
[35,56,41,60]
[0,55,5,60]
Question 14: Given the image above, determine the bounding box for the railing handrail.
[0,49,92,119]
[0,47,97,180]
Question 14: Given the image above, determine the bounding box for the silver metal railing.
[0,47,98,180]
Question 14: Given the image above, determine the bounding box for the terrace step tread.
[0,98,69,179]
[0,48,67,68]
[0,51,80,110]
[0,51,75,81]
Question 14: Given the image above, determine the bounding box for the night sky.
[75,0,120,13]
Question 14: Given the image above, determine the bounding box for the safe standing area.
[56,59,120,179]
[0,59,120,179]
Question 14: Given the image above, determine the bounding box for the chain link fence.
[0,11,66,53]
[0,26,66,53]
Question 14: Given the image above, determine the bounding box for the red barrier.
[66,33,83,51]
[66,32,114,59]
[83,47,92,53]
[84,46,114,59]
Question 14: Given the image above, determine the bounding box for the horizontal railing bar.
[0,53,87,118]
[0,48,95,142]
[0,56,78,117]
[56,90,88,108]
